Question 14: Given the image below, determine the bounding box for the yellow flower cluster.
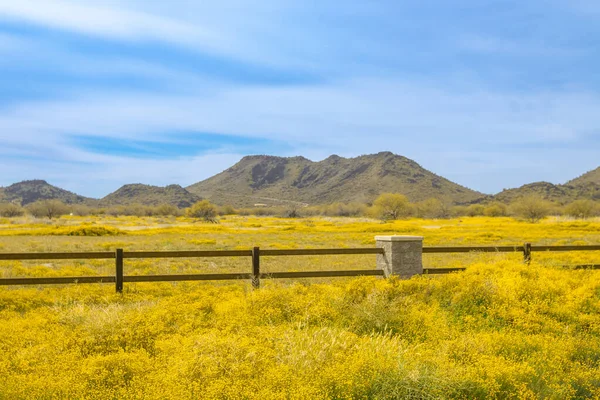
[0,215,599,398]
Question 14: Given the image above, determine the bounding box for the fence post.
[523,243,532,265]
[252,247,260,289]
[375,236,424,278]
[115,248,124,293]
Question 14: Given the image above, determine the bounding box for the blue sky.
[0,0,599,198]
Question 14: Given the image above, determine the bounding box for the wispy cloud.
[0,0,599,196]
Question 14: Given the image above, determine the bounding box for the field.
[1,216,600,399]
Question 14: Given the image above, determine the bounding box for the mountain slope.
[0,180,94,206]
[567,167,600,186]
[100,184,201,208]
[493,181,600,204]
[187,152,485,207]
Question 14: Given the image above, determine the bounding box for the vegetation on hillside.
[186,152,485,207]
[99,184,201,208]
[1,193,599,222]
[0,179,93,206]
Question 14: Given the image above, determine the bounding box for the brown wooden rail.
[0,244,598,292]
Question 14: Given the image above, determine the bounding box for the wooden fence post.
[252,247,260,289]
[523,243,532,265]
[116,248,124,293]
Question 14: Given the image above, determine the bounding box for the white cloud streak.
[0,0,599,196]
[1,77,599,194]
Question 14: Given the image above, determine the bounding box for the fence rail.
[0,243,598,292]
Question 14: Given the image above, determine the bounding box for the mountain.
[186,152,485,207]
[567,167,600,186]
[0,180,94,206]
[99,184,201,208]
[493,181,600,204]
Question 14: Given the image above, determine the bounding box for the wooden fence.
[0,244,599,292]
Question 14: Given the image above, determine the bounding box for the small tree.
[187,200,218,222]
[0,203,25,217]
[564,199,598,219]
[155,203,181,217]
[26,200,69,220]
[484,202,508,217]
[415,198,450,219]
[511,195,552,223]
[465,204,485,217]
[373,193,412,220]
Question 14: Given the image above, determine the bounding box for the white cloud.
[0,0,224,49]
[0,151,244,198]
[1,77,599,194]
[1,0,599,196]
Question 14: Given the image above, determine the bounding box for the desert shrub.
[449,205,467,217]
[0,202,25,217]
[564,199,599,219]
[318,202,367,217]
[238,206,285,216]
[154,203,182,217]
[415,198,451,219]
[26,200,70,219]
[484,202,508,217]
[373,193,413,220]
[465,204,485,217]
[281,205,302,218]
[187,200,218,222]
[510,195,553,223]
[70,204,96,216]
[61,225,125,236]
[218,204,237,215]
[105,204,155,217]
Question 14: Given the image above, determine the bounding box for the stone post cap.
[375,235,424,242]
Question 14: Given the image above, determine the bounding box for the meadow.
[1,215,599,399]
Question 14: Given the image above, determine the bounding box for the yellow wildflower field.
[0,216,599,399]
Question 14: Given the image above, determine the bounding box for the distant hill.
[0,180,94,206]
[493,181,600,204]
[99,184,201,208]
[186,152,485,207]
[567,167,600,186]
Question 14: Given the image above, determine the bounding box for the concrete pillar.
[376,236,424,278]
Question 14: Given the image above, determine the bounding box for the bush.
[70,204,96,216]
[154,204,182,217]
[415,198,450,219]
[26,200,70,219]
[465,204,485,217]
[0,203,25,217]
[510,195,553,223]
[61,226,125,236]
[373,193,413,220]
[281,205,301,218]
[218,205,237,216]
[564,200,599,219]
[187,200,218,222]
[484,202,508,217]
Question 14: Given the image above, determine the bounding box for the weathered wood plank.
[532,245,600,252]
[0,252,115,260]
[122,250,253,258]
[260,270,384,278]
[423,268,467,274]
[423,246,525,253]
[115,248,124,293]
[261,248,384,256]
[123,273,252,282]
[0,276,115,285]
[252,247,260,289]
